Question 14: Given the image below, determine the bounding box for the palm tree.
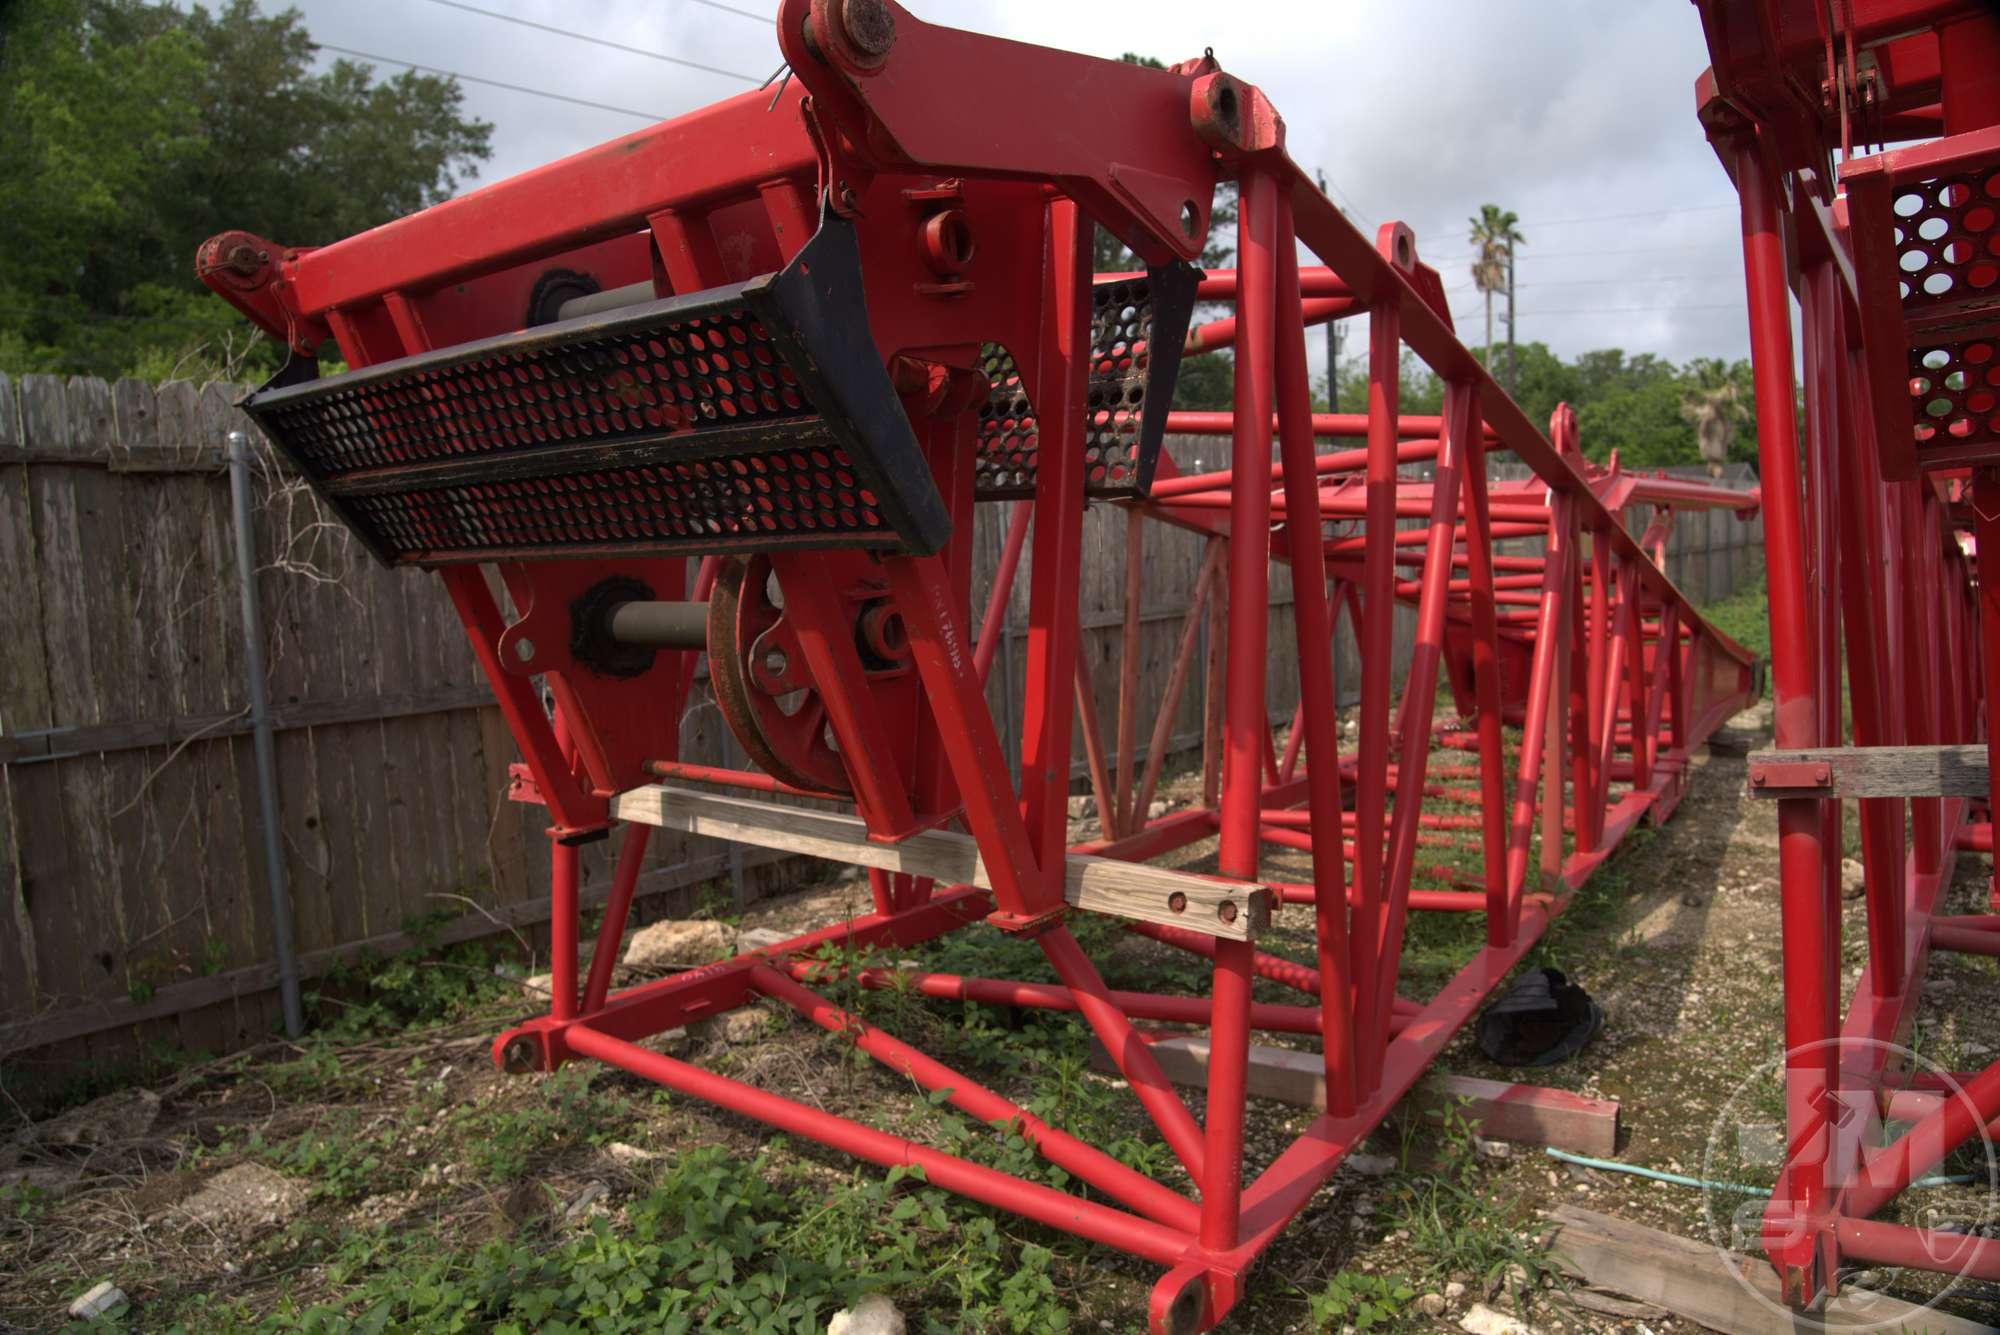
[1468,204,1524,375]
[1680,357,1746,476]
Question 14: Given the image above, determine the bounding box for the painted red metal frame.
[1696,0,2000,1308]
[203,4,1757,1328]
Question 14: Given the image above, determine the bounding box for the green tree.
[0,0,492,378]
[1467,204,1523,377]
[1327,339,1759,469]
[1678,356,1755,473]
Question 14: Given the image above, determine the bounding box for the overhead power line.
[1525,202,1737,227]
[415,0,762,83]
[1523,302,1743,315]
[1424,242,1727,266]
[687,0,773,21]
[1516,272,1738,288]
[313,42,675,120]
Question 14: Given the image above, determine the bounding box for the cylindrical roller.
[557,280,655,322]
[604,599,709,649]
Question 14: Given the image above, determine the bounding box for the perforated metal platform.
[243,217,951,566]
[1847,136,2000,475]
[974,264,1200,500]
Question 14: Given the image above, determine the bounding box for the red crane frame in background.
[1696,0,2000,1306]
[202,4,1758,1327]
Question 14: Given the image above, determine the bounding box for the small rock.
[606,1141,656,1164]
[1146,800,1169,820]
[1841,858,1866,899]
[826,1293,905,1335]
[1067,795,1094,818]
[640,1026,690,1057]
[67,1282,126,1320]
[692,1007,769,1045]
[564,1180,609,1222]
[174,1163,306,1240]
[1345,1152,1396,1177]
[1444,1281,1467,1303]
[1459,1302,1531,1335]
[737,927,790,953]
[522,972,552,998]
[34,1088,160,1148]
[349,1189,419,1228]
[1416,1293,1448,1317]
[623,918,735,971]
[1475,1137,1511,1160]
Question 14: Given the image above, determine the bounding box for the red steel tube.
[1040,926,1209,1180]
[564,1024,1194,1268]
[548,838,580,1023]
[1733,134,1839,1231]
[1184,297,1352,354]
[1203,166,1283,1252]
[794,959,1335,1036]
[581,823,652,1014]
[1933,923,2000,956]
[647,759,838,799]
[1148,437,1439,499]
[1838,1216,2000,1282]
[1349,282,1403,1097]
[1367,381,1469,1065]
[973,499,1031,684]
[749,965,1200,1231]
[1274,197,1357,1116]
[1163,411,1475,440]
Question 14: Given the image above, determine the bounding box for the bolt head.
[838,0,895,58]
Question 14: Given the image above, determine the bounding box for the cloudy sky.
[283,0,1753,377]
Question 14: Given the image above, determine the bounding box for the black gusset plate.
[974,261,1202,501]
[241,216,949,567]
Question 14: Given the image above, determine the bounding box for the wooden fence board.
[0,372,45,1020]
[18,376,96,1029]
[0,383,1763,1068]
[69,375,157,1061]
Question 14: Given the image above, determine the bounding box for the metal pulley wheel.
[706,553,915,795]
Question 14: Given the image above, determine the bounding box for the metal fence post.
[228,429,303,1037]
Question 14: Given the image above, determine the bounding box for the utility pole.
[1316,170,1342,411]
[1505,240,1518,396]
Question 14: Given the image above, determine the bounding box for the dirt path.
[3,700,1997,1332]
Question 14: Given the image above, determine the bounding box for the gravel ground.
[4,697,1997,1332]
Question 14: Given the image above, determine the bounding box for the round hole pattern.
[264,305,807,479]
[346,438,886,560]
[1890,170,1999,314]
[974,277,1163,500]
[1909,339,2000,450]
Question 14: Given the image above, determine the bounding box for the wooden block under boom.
[611,783,1271,941]
[1088,1035,1622,1155]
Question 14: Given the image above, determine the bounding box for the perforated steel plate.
[974,264,1200,500]
[1897,168,2000,457]
[243,216,949,566]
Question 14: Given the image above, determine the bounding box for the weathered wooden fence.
[0,376,1760,1076]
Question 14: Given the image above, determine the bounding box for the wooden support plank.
[611,782,1272,940]
[1547,1205,1996,1335]
[1087,1036,1621,1154]
[1746,743,1988,798]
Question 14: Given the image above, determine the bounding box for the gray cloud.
[286,0,1754,371]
